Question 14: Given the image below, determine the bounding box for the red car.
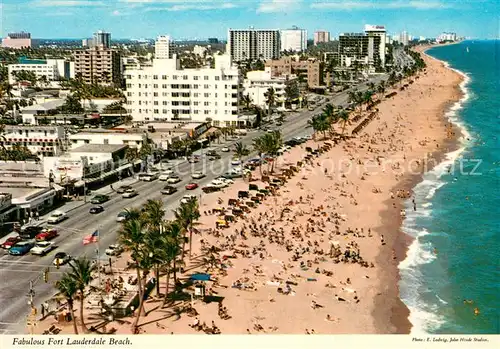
[35,229,58,241]
[1,236,22,249]
[185,183,199,190]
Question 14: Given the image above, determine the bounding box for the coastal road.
[0,75,385,334]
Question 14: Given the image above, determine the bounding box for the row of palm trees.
[308,103,350,140]
[55,197,201,334]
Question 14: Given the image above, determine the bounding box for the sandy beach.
[34,45,464,335]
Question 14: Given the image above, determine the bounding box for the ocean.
[398,40,500,335]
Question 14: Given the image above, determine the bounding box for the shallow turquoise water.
[398,40,500,334]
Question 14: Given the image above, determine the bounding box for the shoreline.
[375,44,467,334]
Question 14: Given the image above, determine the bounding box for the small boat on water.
[466,47,470,53]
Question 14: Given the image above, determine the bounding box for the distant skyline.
[1,0,498,40]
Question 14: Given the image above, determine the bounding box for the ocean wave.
[399,232,436,269]
[407,305,446,334]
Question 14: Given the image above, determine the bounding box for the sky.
[0,0,498,40]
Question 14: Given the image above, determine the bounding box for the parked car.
[122,189,138,198]
[180,195,196,204]
[53,252,71,266]
[221,147,230,152]
[222,172,242,179]
[161,185,177,195]
[116,211,129,222]
[208,154,221,160]
[47,211,67,224]
[89,205,104,214]
[35,228,58,241]
[185,183,199,190]
[90,194,109,204]
[9,241,35,256]
[206,150,218,157]
[1,236,22,249]
[31,241,57,256]
[19,226,44,240]
[188,156,200,163]
[105,244,123,256]
[231,158,241,166]
[166,176,181,184]
[191,171,205,179]
[116,185,132,194]
[215,177,234,185]
[210,179,228,189]
[138,172,159,181]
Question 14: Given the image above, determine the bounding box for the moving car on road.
[221,147,230,152]
[138,172,159,181]
[47,211,67,224]
[105,244,123,256]
[188,156,200,163]
[90,194,109,204]
[31,241,57,256]
[185,183,198,190]
[9,241,35,256]
[231,158,241,166]
[208,153,221,161]
[191,171,205,179]
[1,236,22,249]
[89,205,104,214]
[53,252,71,266]
[35,228,58,241]
[166,175,181,184]
[116,185,132,194]
[19,226,44,240]
[122,189,138,198]
[161,185,177,195]
[159,169,174,181]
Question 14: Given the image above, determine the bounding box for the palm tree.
[174,197,200,260]
[336,110,350,135]
[68,257,96,334]
[117,218,149,333]
[55,274,79,334]
[242,94,253,109]
[308,114,331,140]
[264,87,276,117]
[258,131,282,173]
[161,221,182,307]
[234,141,250,164]
[252,136,266,177]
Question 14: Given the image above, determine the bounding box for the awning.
[190,273,211,281]
[52,183,65,192]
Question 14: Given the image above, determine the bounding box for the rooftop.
[21,99,65,112]
[70,144,128,153]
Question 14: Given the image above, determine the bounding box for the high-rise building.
[8,57,75,85]
[280,26,307,52]
[155,35,175,59]
[227,28,280,62]
[124,54,244,127]
[437,32,457,42]
[74,46,121,86]
[400,31,409,46]
[364,25,386,66]
[338,33,381,68]
[1,32,32,49]
[93,30,111,48]
[314,31,330,45]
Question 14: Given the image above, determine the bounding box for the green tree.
[264,87,276,117]
[242,94,253,109]
[174,197,200,260]
[57,95,84,114]
[234,141,250,164]
[68,257,96,334]
[308,114,331,140]
[55,274,79,334]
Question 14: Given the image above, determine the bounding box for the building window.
[194,76,199,80]
[183,75,188,80]
[204,76,209,80]
[193,101,199,106]
[162,109,168,113]
[204,101,209,106]
[153,75,158,80]
[154,109,159,114]
[173,75,178,80]
[153,84,158,88]
[204,84,209,89]
[162,101,168,105]
[172,101,180,106]
[154,101,158,105]
[204,110,210,115]
[215,76,220,81]
[154,92,158,97]
[172,92,179,97]
[162,75,167,79]
[162,84,167,88]
[204,93,210,97]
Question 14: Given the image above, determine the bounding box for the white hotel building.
[124,53,244,127]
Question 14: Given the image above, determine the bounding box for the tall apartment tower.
[400,31,409,46]
[338,33,381,68]
[314,31,330,45]
[364,25,387,66]
[280,26,307,52]
[227,28,280,62]
[74,46,121,86]
[93,30,111,48]
[155,35,175,59]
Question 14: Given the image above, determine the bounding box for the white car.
[31,241,56,256]
[215,177,234,185]
[231,159,241,166]
[122,188,138,198]
[105,244,123,256]
[180,195,196,204]
[158,170,174,181]
[191,171,205,179]
[210,180,227,189]
[53,252,71,266]
[167,176,181,184]
[221,147,230,152]
[47,211,67,224]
